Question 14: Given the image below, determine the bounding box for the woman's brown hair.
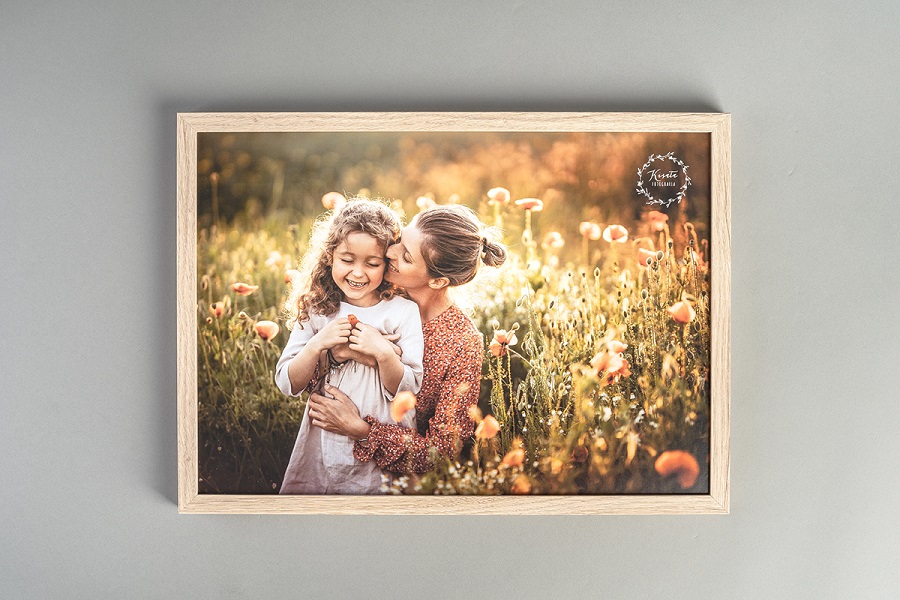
[414,204,507,286]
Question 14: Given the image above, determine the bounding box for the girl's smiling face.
[331,231,386,307]
[385,224,432,291]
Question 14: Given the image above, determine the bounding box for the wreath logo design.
[636,152,691,208]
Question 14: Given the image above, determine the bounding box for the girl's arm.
[275,317,351,396]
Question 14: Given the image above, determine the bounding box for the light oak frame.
[177,112,731,514]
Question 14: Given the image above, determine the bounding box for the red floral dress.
[353,304,483,473]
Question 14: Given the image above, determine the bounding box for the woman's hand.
[307,384,371,440]
[349,323,397,361]
[311,317,352,352]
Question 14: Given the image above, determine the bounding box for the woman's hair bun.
[481,238,507,267]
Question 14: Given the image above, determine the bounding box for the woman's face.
[385,224,432,290]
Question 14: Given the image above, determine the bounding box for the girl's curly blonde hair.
[284,198,401,330]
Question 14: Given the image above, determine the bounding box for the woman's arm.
[354,336,481,474]
[307,387,371,440]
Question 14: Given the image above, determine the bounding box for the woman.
[305,204,506,474]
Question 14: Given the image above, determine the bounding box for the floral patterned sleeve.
[353,319,482,474]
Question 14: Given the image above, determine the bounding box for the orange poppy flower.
[321,192,346,210]
[347,314,359,328]
[487,187,511,204]
[541,231,565,251]
[514,197,543,212]
[209,301,226,318]
[501,448,525,467]
[579,221,602,240]
[489,328,518,357]
[668,301,696,324]
[571,446,589,464]
[602,224,628,243]
[254,320,280,341]
[511,475,532,494]
[637,248,656,267]
[232,282,258,296]
[475,415,500,439]
[654,450,700,488]
[607,340,627,354]
[467,405,483,423]
[589,350,631,382]
[646,210,669,231]
[390,391,417,423]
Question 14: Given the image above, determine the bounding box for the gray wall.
[2,1,898,598]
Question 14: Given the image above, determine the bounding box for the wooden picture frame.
[177,112,731,514]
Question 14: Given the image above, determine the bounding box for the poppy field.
[196,131,712,495]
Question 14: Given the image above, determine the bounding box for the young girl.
[274,199,424,494]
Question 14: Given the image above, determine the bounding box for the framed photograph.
[177,112,731,514]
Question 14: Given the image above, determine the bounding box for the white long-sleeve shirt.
[275,296,424,494]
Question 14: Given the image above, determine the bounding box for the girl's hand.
[332,332,402,368]
[307,385,370,440]
[349,323,395,361]
[330,341,357,364]
[312,317,352,351]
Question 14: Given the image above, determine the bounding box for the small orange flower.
[254,320,280,341]
[645,210,669,231]
[602,224,628,243]
[475,415,500,439]
[637,248,656,267]
[487,187,511,204]
[571,445,589,464]
[501,448,525,467]
[493,329,518,345]
[390,391,417,423]
[589,350,631,383]
[541,231,565,251]
[607,339,627,354]
[467,405,483,423]
[321,192,346,210]
[209,301,226,318]
[232,282,258,296]
[668,300,696,324]
[347,314,359,328]
[579,221,602,240]
[511,475,532,494]
[514,197,544,212]
[655,450,700,488]
[489,328,518,357]
[284,269,302,284]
